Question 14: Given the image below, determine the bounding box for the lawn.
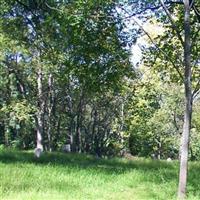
[0,150,199,200]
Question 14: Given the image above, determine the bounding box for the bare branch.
[159,0,184,47]
[126,14,184,79]
[45,2,63,13]
[193,5,200,22]
[192,79,200,98]
[15,0,31,11]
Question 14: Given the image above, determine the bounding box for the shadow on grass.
[0,150,200,198]
[0,149,178,179]
[0,149,176,171]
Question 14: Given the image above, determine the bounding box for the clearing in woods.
[0,150,199,200]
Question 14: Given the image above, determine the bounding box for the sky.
[130,19,164,66]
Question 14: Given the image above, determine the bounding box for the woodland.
[0,0,200,199]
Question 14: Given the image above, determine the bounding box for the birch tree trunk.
[178,0,192,198]
[75,92,84,153]
[47,73,54,152]
[36,66,44,153]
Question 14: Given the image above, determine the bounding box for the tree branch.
[159,0,184,47]
[192,79,200,98]
[128,15,184,80]
[193,4,200,23]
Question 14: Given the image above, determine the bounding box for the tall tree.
[0,0,133,155]
[120,0,199,198]
[178,0,192,198]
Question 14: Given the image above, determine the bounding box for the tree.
[177,0,192,198]
[0,0,133,156]
[120,0,199,198]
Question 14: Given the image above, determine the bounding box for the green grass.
[0,150,199,200]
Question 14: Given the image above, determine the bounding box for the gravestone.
[34,148,43,158]
[167,157,172,162]
[62,144,71,152]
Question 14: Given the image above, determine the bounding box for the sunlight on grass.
[0,150,199,199]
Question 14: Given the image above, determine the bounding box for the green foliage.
[0,0,134,154]
[1,100,36,125]
[126,66,186,159]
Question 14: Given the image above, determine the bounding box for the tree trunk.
[36,66,44,152]
[69,118,75,151]
[53,115,61,150]
[66,91,75,152]
[178,0,192,198]
[158,140,161,160]
[75,93,84,152]
[47,74,54,152]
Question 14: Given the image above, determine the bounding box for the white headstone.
[62,144,71,152]
[34,148,43,158]
[167,157,172,162]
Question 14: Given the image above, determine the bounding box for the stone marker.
[34,148,43,158]
[62,144,71,152]
[167,157,172,162]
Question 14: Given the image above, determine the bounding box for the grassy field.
[0,150,199,200]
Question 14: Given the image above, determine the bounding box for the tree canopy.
[0,0,200,198]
